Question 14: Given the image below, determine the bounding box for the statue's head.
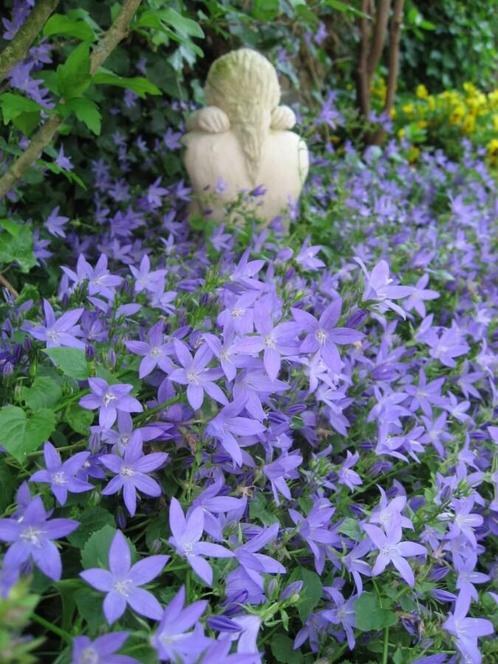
[204,49,281,182]
[205,49,280,121]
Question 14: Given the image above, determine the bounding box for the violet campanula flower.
[295,238,325,271]
[168,498,234,586]
[62,254,123,300]
[80,378,143,429]
[206,398,266,466]
[355,257,414,318]
[80,530,168,624]
[147,177,168,208]
[129,255,166,294]
[363,522,426,586]
[232,523,285,588]
[321,588,356,649]
[55,144,73,170]
[125,321,173,378]
[169,340,227,410]
[30,442,93,505]
[72,632,139,664]
[45,206,69,238]
[151,586,210,662]
[263,452,303,504]
[289,499,338,574]
[443,591,493,664]
[235,298,298,380]
[0,496,78,580]
[99,437,168,516]
[292,297,363,372]
[337,451,363,490]
[403,274,439,317]
[25,299,84,349]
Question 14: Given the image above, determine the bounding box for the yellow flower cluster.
[395,82,498,167]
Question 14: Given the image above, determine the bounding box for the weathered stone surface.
[183,48,309,226]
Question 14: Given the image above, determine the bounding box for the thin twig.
[0,0,59,83]
[0,272,19,297]
[0,0,143,199]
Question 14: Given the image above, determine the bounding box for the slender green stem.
[382,625,390,664]
[31,613,72,644]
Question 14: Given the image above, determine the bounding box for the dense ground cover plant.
[1,2,498,664]
[1,79,498,663]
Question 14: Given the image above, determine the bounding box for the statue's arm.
[271,105,296,130]
[185,106,230,133]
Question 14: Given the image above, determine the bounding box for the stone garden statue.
[182,48,309,227]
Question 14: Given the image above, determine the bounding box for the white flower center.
[47,329,60,342]
[264,334,276,349]
[103,391,117,406]
[315,329,328,344]
[21,526,43,546]
[231,307,245,318]
[150,346,162,357]
[52,471,67,485]
[79,647,99,664]
[120,465,135,477]
[113,578,133,596]
[187,370,200,385]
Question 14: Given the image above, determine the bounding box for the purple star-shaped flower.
[72,632,139,664]
[25,299,84,349]
[44,206,69,238]
[80,530,168,624]
[168,498,234,585]
[443,591,493,664]
[169,340,227,410]
[99,437,168,516]
[30,442,93,505]
[206,398,266,466]
[0,496,78,580]
[151,586,210,662]
[363,522,426,587]
[125,321,173,378]
[80,378,143,429]
[293,297,363,372]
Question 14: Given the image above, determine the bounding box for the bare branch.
[356,0,372,118]
[384,0,405,113]
[367,0,391,79]
[0,0,143,199]
[0,0,59,83]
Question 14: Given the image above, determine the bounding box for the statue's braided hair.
[205,49,280,184]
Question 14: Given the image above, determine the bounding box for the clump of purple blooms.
[0,18,497,661]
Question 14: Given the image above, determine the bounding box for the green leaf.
[65,97,101,134]
[249,492,280,525]
[68,508,115,548]
[65,403,94,435]
[81,525,116,569]
[288,568,322,621]
[338,517,363,541]
[271,633,304,663]
[0,406,56,462]
[74,588,104,631]
[0,93,42,124]
[56,42,91,99]
[355,593,398,631]
[43,347,89,380]
[0,220,36,272]
[159,8,204,38]
[20,375,62,410]
[252,0,281,21]
[43,14,95,41]
[92,70,161,97]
